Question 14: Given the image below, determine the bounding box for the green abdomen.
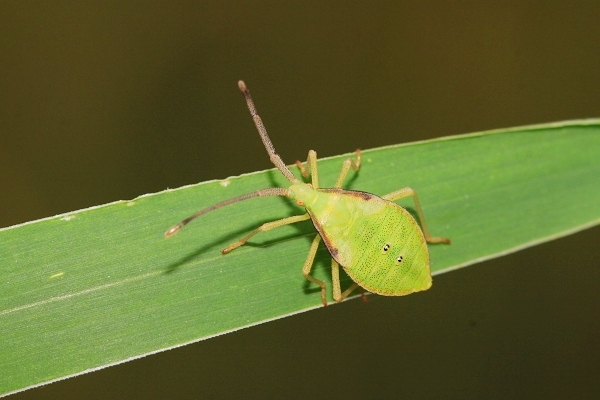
[308,189,431,296]
[347,206,431,295]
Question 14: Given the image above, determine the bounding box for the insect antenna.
[164,187,288,238]
[238,80,297,184]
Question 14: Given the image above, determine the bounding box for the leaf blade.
[1,119,600,395]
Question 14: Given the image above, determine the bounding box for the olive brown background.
[1,2,599,399]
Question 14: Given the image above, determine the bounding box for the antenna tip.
[164,223,182,238]
[238,80,247,92]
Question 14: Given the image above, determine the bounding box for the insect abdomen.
[307,189,432,296]
[344,203,431,296]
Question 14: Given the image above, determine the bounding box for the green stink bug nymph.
[165,81,450,306]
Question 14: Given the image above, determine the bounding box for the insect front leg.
[334,149,361,188]
[221,213,311,254]
[302,234,328,306]
[295,149,319,188]
[383,187,451,244]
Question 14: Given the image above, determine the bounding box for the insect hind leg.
[332,260,360,302]
[383,187,450,244]
[302,234,364,306]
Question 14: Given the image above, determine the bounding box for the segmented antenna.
[164,80,297,238]
[164,187,288,238]
[238,81,297,183]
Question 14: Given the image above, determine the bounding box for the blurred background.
[2,2,599,398]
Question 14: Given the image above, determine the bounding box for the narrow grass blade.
[1,119,599,396]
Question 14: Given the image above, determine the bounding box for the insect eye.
[382,244,390,252]
[396,256,403,263]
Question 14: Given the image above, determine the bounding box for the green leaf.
[1,119,599,396]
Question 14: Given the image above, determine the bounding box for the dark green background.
[2,2,599,399]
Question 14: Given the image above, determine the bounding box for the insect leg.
[331,260,360,302]
[383,188,451,244]
[334,149,361,188]
[295,150,319,188]
[302,234,328,306]
[222,213,311,254]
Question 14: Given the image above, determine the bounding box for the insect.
[165,81,450,306]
